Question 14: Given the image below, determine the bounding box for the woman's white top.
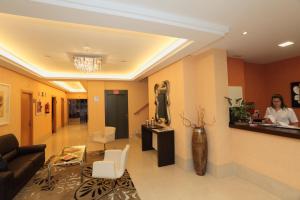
[264,107,299,125]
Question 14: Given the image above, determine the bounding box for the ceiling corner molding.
[31,0,229,36]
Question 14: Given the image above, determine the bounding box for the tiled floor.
[43,124,280,200]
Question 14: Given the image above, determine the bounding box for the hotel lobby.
[0,1,299,200]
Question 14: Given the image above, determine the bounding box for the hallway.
[42,125,280,200]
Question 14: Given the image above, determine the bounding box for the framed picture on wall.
[36,100,43,115]
[291,82,300,108]
[0,83,11,126]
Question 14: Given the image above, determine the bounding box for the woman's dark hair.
[271,94,287,109]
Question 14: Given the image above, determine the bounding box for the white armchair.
[92,145,130,179]
[92,126,116,153]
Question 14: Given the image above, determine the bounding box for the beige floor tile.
[42,124,280,200]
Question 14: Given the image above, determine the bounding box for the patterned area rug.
[14,151,140,200]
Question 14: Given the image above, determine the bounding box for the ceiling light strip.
[0,46,46,76]
[130,38,190,79]
[52,81,86,93]
[0,38,190,80]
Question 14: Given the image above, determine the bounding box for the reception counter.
[229,123,300,139]
[229,123,300,198]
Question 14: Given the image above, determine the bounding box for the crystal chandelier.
[73,56,102,72]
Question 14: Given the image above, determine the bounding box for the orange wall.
[66,92,88,99]
[227,57,246,96]
[265,56,300,118]
[227,56,300,119]
[0,66,68,144]
[244,63,269,113]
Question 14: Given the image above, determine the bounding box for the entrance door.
[105,90,129,139]
[61,98,64,127]
[52,97,57,133]
[21,92,33,145]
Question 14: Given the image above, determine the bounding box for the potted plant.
[225,97,255,125]
[180,107,208,176]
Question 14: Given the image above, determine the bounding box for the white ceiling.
[104,0,300,64]
[0,0,298,84]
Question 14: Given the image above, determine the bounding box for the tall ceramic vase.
[192,127,208,176]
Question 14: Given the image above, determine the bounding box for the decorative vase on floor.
[192,127,207,176]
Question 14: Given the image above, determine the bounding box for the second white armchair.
[92,144,130,179]
[92,126,116,153]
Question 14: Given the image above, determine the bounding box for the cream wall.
[0,66,67,144]
[148,49,231,170]
[87,80,148,137]
[192,50,231,168]
[148,61,188,164]
[87,81,105,134]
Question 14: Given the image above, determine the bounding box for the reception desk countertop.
[229,124,300,139]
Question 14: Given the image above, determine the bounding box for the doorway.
[105,90,129,139]
[21,92,33,145]
[61,98,65,127]
[68,99,88,124]
[52,97,57,133]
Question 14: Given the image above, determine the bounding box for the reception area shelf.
[229,124,300,139]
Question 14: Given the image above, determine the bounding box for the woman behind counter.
[265,94,299,127]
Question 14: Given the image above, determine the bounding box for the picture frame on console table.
[0,83,11,126]
[291,82,300,108]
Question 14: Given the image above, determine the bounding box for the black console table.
[141,125,175,167]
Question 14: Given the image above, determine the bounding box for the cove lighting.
[52,81,86,93]
[0,38,189,80]
[278,41,294,47]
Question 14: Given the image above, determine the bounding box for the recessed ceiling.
[0,0,228,80]
[0,13,185,79]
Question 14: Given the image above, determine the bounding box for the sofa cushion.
[0,154,8,171]
[8,153,44,171]
[0,134,19,156]
[2,149,18,162]
[8,158,33,188]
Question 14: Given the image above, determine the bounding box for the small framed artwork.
[291,82,300,108]
[36,100,43,115]
[0,83,11,126]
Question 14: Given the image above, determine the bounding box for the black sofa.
[0,134,46,200]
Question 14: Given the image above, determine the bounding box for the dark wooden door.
[105,90,129,139]
[61,98,65,127]
[52,97,57,133]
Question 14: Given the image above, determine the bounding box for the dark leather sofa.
[0,134,46,200]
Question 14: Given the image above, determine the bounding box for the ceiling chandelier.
[73,55,102,72]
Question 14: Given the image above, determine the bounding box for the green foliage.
[225,97,255,122]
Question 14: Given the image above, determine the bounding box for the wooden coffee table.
[47,145,87,187]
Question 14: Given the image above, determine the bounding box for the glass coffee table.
[47,145,87,187]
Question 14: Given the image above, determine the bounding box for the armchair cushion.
[104,150,122,162]
[92,161,116,179]
[0,154,8,171]
[19,144,46,155]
